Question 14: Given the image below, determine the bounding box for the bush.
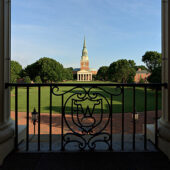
[139,78,145,84]
[24,76,31,83]
[34,76,42,83]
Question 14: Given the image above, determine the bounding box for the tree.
[34,76,42,83]
[108,59,136,83]
[147,66,161,83]
[142,51,161,72]
[96,66,109,81]
[10,60,22,83]
[63,68,73,80]
[24,76,31,83]
[24,57,64,83]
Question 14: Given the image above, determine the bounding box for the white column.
[157,0,170,159]
[77,73,79,81]
[0,0,14,165]
[90,74,92,81]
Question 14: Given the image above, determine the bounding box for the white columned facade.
[158,0,170,159]
[0,0,14,165]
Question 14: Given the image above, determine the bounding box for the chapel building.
[76,37,97,81]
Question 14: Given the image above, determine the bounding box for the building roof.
[73,68,80,71]
[77,70,92,73]
[136,69,149,74]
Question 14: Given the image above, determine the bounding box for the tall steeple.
[83,36,86,48]
[80,36,89,71]
[82,36,88,58]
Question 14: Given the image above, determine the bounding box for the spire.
[82,36,88,57]
[83,36,86,48]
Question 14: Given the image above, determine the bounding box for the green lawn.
[10,81,161,114]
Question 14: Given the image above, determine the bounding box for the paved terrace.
[11,111,161,135]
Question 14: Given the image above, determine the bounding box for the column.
[90,74,92,81]
[83,74,84,81]
[0,0,14,165]
[158,0,170,159]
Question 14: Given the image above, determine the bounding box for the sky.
[11,0,161,69]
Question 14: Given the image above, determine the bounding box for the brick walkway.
[11,111,161,135]
[11,110,161,135]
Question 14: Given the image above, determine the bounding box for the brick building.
[134,68,150,83]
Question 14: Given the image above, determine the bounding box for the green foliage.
[135,65,148,71]
[108,59,136,83]
[10,60,22,83]
[24,76,31,83]
[92,75,97,80]
[127,76,134,83]
[24,57,64,83]
[63,68,73,80]
[142,51,161,72]
[139,77,145,83]
[34,76,42,83]
[147,66,161,83]
[96,66,109,80]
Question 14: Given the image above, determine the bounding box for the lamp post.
[132,111,139,121]
[32,108,38,135]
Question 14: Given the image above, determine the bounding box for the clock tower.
[80,37,89,71]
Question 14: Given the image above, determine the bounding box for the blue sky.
[12,0,161,69]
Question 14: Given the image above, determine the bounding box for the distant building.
[134,68,150,83]
[73,37,97,81]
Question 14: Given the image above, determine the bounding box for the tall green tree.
[10,60,22,83]
[24,57,64,82]
[142,51,162,83]
[108,59,136,83]
[142,51,161,72]
[147,66,162,83]
[96,66,109,80]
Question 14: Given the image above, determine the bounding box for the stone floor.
[3,111,169,169]
[1,151,170,170]
[18,134,156,152]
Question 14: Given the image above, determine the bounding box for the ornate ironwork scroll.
[52,85,122,151]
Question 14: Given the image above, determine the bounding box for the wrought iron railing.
[5,83,167,152]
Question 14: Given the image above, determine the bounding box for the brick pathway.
[11,111,161,135]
